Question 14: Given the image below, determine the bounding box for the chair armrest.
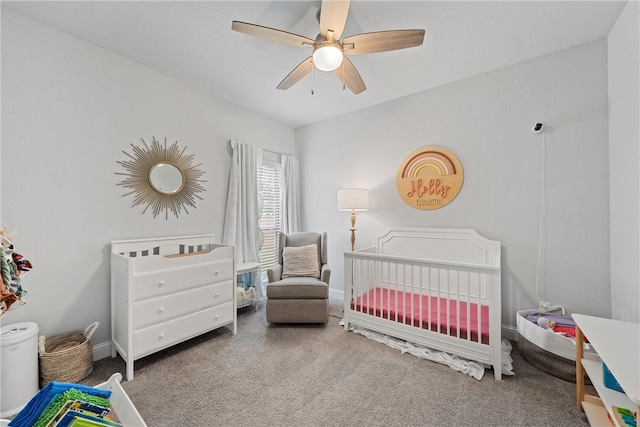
[320,264,331,285]
[267,265,282,283]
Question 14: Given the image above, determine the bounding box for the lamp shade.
[337,188,369,211]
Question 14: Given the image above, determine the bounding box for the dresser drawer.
[133,280,233,330]
[133,260,233,301]
[133,302,234,358]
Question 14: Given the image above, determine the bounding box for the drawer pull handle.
[214,270,220,276]
[158,333,165,340]
[214,292,219,298]
[158,281,165,287]
[214,314,220,320]
[158,307,165,313]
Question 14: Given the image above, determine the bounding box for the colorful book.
[55,409,122,427]
[612,406,637,427]
[47,400,111,427]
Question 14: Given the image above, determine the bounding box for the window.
[257,154,282,284]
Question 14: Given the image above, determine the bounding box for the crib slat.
[453,269,459,339]
[427,266,432,332]
[436,268,442,333]
[465,271,471,342]
[417,266,421,328]
[446,268,451,338]
[477,277,482,343]
[357,257,361,314]
[402,263,407,326]
[372,258,375,315]
[443,268,448,337]
[366,257,370,315]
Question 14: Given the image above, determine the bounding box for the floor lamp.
[337,188,369,251]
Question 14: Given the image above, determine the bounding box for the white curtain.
[281,154,301,234]
[222,139,263,264]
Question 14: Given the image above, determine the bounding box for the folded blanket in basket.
[525,312,585,339]
[526,312,576,328]
[9,381,111,427]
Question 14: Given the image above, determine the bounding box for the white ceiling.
[2,1,627,128]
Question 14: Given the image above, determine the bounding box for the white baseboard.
[329,288,344,300]
[93,340,112,361]
[501,325,519,342]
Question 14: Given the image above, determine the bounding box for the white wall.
[0,9,295,348]
[297,40,611,332]
[608,0,640,323]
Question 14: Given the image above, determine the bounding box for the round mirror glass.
[149,163,184,194]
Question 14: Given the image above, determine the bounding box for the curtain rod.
[262,148,294,157]
[262,148,283,155]
[228,139,292,157]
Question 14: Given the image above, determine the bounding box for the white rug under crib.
[339,319,514,380]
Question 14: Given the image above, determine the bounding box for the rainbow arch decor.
[396,146,464,210]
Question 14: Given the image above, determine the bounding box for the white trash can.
[1,322,39,418]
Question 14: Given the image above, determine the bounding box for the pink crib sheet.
[352,287,490,344]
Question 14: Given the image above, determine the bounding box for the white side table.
[237,262,261,308]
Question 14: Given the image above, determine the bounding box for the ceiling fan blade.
[277,56,314,90]
[334,57,366,94]
[319,0,350,40]
[232,21,314,47]
[343,29,425,55]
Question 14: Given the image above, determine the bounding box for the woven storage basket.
[38,322,98,387]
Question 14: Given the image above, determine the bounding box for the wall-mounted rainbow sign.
[396,146,464,210]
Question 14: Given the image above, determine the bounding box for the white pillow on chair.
[282,244,320,279]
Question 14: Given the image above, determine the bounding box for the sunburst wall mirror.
[116,137,206,219]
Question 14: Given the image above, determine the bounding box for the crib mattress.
[352,288,489,344]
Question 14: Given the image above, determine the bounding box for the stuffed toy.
[0,228,15,291]
[0,226,32,315]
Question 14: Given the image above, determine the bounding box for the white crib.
[343,228,503,379]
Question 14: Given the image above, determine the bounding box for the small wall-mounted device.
[532,123,544,134]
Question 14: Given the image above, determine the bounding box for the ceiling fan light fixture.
[312,42,343,72]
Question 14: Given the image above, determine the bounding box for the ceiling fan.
[231,0,425,94]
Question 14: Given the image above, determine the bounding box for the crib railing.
[344,248,501,345]
[118,243,220,258]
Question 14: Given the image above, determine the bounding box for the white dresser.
[111,234,236,380]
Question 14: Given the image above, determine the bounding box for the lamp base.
[350,212,357,251]
[349,228,356,252]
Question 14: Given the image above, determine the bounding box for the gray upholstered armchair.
[266,232,331,323]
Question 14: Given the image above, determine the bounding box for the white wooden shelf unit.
[573,313,639,427]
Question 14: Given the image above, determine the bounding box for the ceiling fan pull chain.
[311,66,315,95]
[342,62,346,91]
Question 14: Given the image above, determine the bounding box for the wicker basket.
[38,322,99,387]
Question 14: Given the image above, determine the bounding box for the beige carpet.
[84,298,591,426]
